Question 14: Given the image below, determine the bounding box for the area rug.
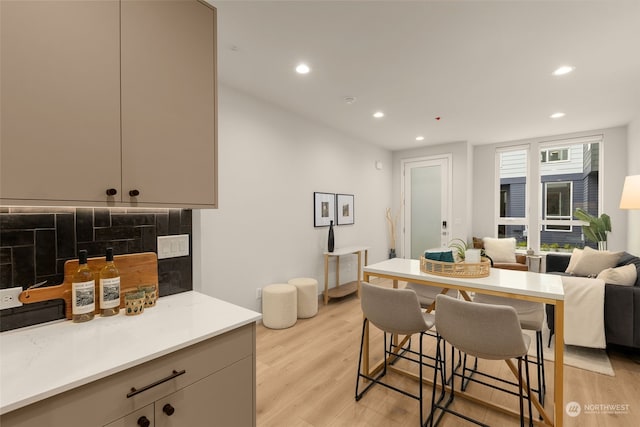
[524,326,614,376]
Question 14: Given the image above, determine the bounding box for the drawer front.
[103,404,154,427]
[1,324,255,427]
[155,357,254,427]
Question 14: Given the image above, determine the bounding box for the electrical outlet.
[256,288,262,299]
[157,234,190,259]
[0,287,23,310]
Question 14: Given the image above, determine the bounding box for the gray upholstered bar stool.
[405,282,460,384]
[430,294,534,427]
[355,282,436,427]
[471,294,546,405]
[405,283,459,310]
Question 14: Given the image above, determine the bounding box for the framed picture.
[336,193,354,225]
[314,192,335,227]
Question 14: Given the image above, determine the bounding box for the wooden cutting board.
[19,252,158,319]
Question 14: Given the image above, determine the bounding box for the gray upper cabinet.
[0,1,121,204]
[0,0,217,208]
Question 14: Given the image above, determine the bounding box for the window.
[538,136,602,250]
[544,182,572,231]
[540,147,569,163]
[494,135,603,252]
[496,147,528,248]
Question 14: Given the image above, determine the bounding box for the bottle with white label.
[72,250,95,322]
[99,247,120,316]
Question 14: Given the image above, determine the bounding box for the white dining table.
[362,257,565,427]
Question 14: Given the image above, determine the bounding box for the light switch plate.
[157,234,190,259]
[0,287,23,310]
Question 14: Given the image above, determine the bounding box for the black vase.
[328,220,335,252]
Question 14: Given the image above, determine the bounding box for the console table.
[323,246,368,305]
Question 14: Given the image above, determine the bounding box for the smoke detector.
[344,96,357,105]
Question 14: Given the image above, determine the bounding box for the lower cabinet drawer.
[155,357,254,427]
[1,324,255,427]
[103,404,154,427]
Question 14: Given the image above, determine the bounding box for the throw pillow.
[425,251,455,263]
[483,237,516,263]
[571,246,623,277]
[597,264,637,286]
[565,248,583,274]
[617,252,640,286]
[472,237,484,249]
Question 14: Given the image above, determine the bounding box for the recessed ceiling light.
[416,136,425,141]
[550,112,565,119]
[373,111,384,118]
[552,66,575,76]
[295,63,310,74]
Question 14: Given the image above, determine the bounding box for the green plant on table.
[448,238,469,261]
[550,243,559,251]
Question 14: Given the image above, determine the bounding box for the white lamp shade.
[620,175,640,209]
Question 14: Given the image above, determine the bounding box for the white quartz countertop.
[364,258,564,300]
[0,291,261,415]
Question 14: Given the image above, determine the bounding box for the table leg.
[336,256,340,294]
[357,251,362,298]
[323,254,329,305]
[554,300,565,427]
[363,272,370,376]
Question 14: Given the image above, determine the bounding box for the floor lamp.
[620,175,640,209]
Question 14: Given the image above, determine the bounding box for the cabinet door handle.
[129,189,140,197]
[126,369,186,398]
[106,188,118,196]
[163,403,175,416]
[137,416,151,427]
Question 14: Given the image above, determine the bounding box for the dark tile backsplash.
[0,207,192,332]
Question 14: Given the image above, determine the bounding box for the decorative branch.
[385,207,399,250]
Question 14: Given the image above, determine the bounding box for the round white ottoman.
[288,277,318,318]
[262,284,297,329]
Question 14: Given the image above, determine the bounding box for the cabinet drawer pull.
[106,188,118,196]
[163,403,175,416]
[137,416,151,427]
[129,189,140,197]
[126,369,186,398]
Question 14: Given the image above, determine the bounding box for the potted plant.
[448,238,469,261]
[574,208,612,250]
[550,243,559,252]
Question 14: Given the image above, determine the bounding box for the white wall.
[391,141,473,256]
[193,85,392,311]
[627,114,640,255]
[472,126,630,251]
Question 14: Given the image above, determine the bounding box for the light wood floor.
[256,280,640,427]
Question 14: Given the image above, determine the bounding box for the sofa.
[545,251,640,350]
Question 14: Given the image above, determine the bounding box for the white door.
[402,156,451,259]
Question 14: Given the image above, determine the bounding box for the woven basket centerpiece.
[420,256,491,278]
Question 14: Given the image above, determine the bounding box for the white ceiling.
[208,0,640,151]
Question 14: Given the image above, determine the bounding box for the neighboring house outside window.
[496,136,602,252]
